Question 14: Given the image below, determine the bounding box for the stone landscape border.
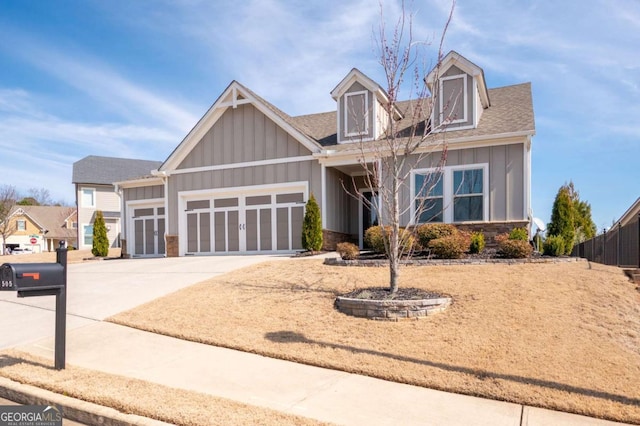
[325,256,586,267]
[335,295,452,321]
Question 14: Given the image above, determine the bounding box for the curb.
[0,377,171,426]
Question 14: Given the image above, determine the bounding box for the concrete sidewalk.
[18,321,630,426]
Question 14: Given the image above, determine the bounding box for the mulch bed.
[341,287,443,300]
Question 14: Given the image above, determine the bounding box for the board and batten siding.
[123,185,164,202]
[400,142,525,225]
[324,167,354,234]
[177,104,312,170]
[166,160,321,235]
[337,81,375,143]
[434,65,476,130]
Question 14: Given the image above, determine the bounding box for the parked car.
[11,247,33,255]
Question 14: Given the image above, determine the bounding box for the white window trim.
[82,223,94,247]
[411,163,489,224]
[80,187,96,208]
[344,90,369,137]
[16,219,26,231]
[439,74,468,126]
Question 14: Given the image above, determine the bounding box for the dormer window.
[440,73,468,124]
[344,90,369,137]
[426,51,491,132]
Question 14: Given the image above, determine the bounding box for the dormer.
[425,51,491,131]
[330,69,402,144]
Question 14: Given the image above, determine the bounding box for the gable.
[161,81,321,172]
[178,103,312,170]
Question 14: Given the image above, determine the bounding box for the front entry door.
[360,191,379,248]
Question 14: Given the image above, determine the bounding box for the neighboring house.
[1,206,77,253]
[72,156,163,250]
[612,197,640,229]
[115,51,535,257]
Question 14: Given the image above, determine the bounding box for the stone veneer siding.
[165,235,179,257]
[455,221,530,247]
[120,239,129,258]
[322,229,357,251]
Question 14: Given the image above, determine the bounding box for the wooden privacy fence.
[572,218,640,268]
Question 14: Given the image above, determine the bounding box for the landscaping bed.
[109,260,640,424]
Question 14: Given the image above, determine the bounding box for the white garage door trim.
[178,182,309,256]
[126,199,166,257]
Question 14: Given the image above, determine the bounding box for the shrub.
[92,210,109,257]
[498,239,533,258]
[469,232,485,254]
[364,226,416,256]
[548,185,575,255]
[415,223,457,249]
[542,235,565,257]
[336,242,359,260]
[428,234,468,259]
[301,193,323,252]
[509,227,529,241]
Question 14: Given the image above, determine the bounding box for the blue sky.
[0,0,638,230]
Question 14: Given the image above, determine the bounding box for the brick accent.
[165,235,179,257]
[455,221,530,247]
[322,229,357,251]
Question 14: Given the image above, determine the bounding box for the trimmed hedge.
[509,227,529,241]
[415,223,457,249]
[336,242,359,260]
[364,226,416,255]
[428,234,469,259]
[543,235,565,257]
[469,232,485,254]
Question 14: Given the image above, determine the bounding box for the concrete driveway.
[0,255,278,350]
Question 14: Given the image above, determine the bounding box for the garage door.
[183,189,305,254]
[131,206,165,257]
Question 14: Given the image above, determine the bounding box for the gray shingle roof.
[72,156,163,185]
[288,82,534,151]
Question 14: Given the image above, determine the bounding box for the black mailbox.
[0,263,65,293]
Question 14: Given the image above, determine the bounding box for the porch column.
[321,164,327,226]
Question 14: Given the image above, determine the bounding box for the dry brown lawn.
[0,350,326,426]
[109,259,640,424]
[0,249,121,264]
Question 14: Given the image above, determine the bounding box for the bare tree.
[0,185,18,254]
[27,187,53,206]
[342,1,456,294]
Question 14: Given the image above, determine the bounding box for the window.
[16,220,26,231]
[344,91,369,137]
[453,169,484,221]
[414,172,444,222]
[81,188,95,208]
[413,164,487,224]
[84,225,93,246]
[439,74,467,125]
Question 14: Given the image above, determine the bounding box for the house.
[1,205,77,253]
[115,51,535,257]
[72,156,163,250]
[612,197,640,229]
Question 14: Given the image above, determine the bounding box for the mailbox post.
[0,242,68,369]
